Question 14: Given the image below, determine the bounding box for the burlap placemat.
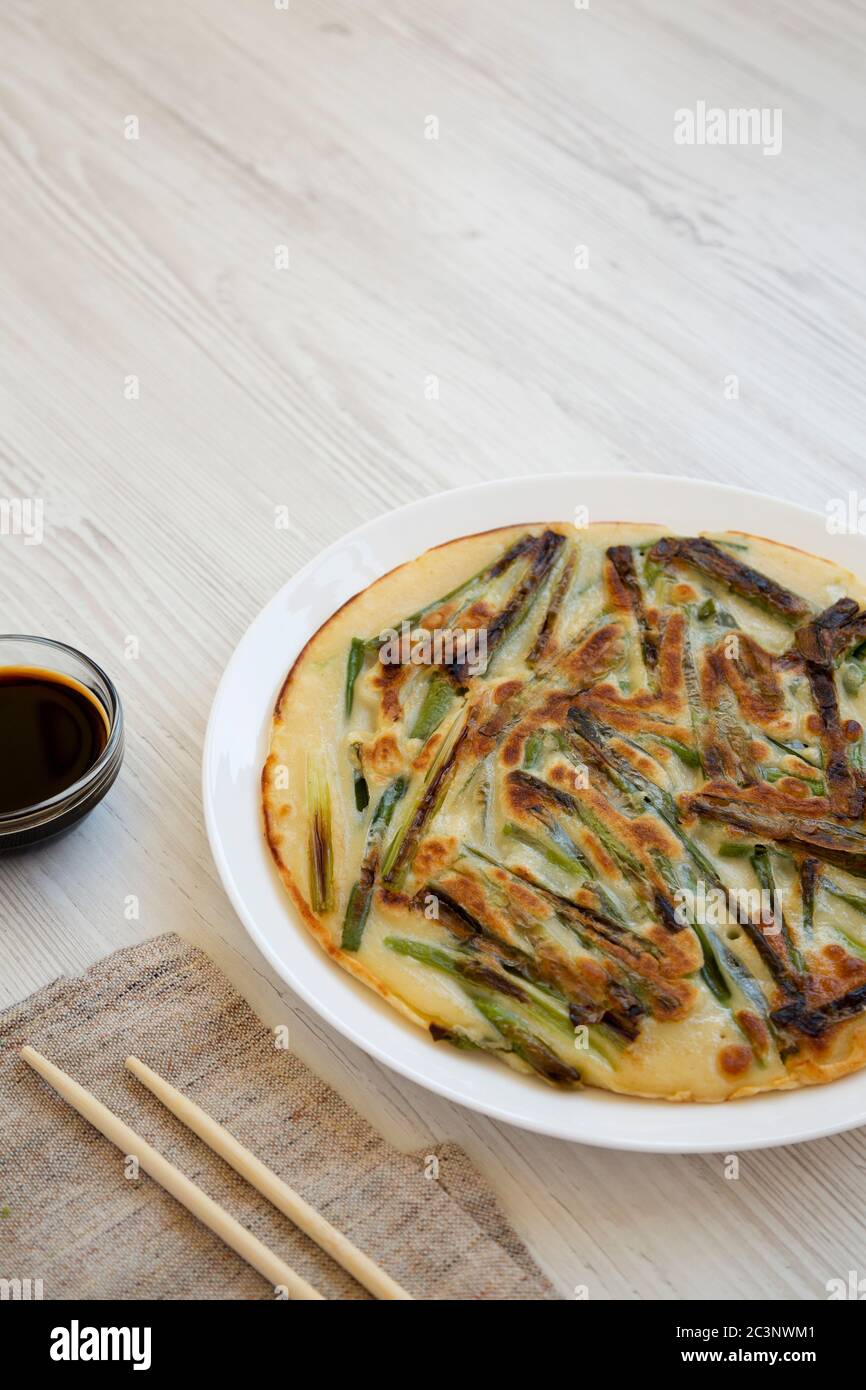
[0,933,559,1300]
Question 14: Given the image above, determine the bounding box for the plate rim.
[203,471,866,1152]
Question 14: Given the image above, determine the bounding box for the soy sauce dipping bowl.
[0,635,124,850]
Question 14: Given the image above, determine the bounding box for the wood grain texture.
[2,0,866,1299]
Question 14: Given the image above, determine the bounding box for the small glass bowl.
[0,635,124,851]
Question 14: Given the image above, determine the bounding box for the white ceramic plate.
[203,472,866,1151]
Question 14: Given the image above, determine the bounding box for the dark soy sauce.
[0,668,109,815]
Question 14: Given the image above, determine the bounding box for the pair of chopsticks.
[20,1046,412,1301]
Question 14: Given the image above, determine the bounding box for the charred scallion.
[307,760,334,913]
[349,742,369,812]
[751,844,805,978]
[472,997,582,1084]
[681,625,707,774]
[649,849,729,1004]
[341,775,408,951]
[800,858,818,938]
[527,545,577,668]
[381,532,541,639]
[687,788,866,878]
[381,709,470,886]
[606,545,659,681]
[384,936,583,1083]
[448,530,565,683]
[648,537,812,623]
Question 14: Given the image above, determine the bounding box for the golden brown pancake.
[263,523,866,1101]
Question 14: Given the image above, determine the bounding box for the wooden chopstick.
[20,1046,324,1301]
[126,1054,414,1301]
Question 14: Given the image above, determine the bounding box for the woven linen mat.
[0,933,559,1300]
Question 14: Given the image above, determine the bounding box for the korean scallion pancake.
[263,523,866,1101]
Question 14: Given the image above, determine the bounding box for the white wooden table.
[3,0,865,1299]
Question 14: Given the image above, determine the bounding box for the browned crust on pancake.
[263,521,866,1101]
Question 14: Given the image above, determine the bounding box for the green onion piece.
[374,774,409,830]
[381,709,468,885]
[764,734,823,769]
[649,849,731,1002]
[692,922,732,1003]
[471,996,581,1085]
[522,730,544,769]
[383,936,562,1033]
[344,638,366,719]
[647,734,701,768]
[383,937,581,1084]
[837,929,866,960]
[823,879,866,916]
[843,661,866,696]
[385,932,615,1065]
[307,761,334,913]
[680,625,707,775]
[340,776,408,951]
[349,742,369,812]
[372,532,537,644]
[430,1026,484,1052]
[409,671,455,744]
[565,798,642,879]
[800,858,817,939]
[503,821,591,879]
[751,844,804,974]
[341,879,372,952]
[353,771,369,812]
[760,767,825,794]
